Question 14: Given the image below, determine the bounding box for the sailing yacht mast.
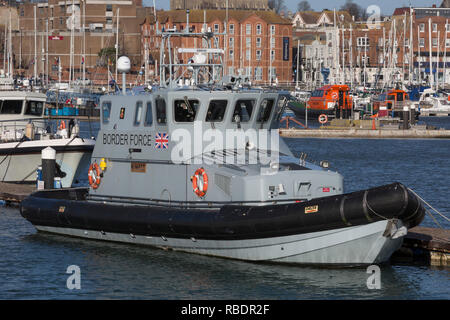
[350,24,353,89]
[409,8,413,85]
[69,0,75,88]
[418,25,421,84]
[428,18,433,88]
[115,8,120,84]
[34,5,37,83]
[8,8,13,78]
[444,19,448,88]
[83,0,86,88]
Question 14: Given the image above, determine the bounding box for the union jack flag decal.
[155,133,169,149]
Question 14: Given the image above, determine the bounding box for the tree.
[340,0,364,21]
[297,1,311,11]
[268,0,286,14]
[98,47,117,67]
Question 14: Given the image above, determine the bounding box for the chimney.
[432,4,436,8]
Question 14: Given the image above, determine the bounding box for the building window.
[446,38,450,48]
[254,67,263,81]
[228,67,234,75]
[432,38,438,47]
[256,37,261,48]
[256,50,261,60]
[270,50,275,61]
[106,4,113,11]
[419,23,425,32]
[214,36,219,48]
[405,38,409,47]
[246,24,251,35]
[229,37,234,48]
[229,24,234,34]
[357,37,369,47]
[432,23,437,32]
[270,25,275,35]
[269,67,276,80]
[246,49,251,60]
[214,24,219,33]
[256,24,262,35]
[229,50,234,60]
[419,38,425,47]
[271,37,275,48]
[246,37,251,47]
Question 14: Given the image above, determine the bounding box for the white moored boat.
[0,90,95,186]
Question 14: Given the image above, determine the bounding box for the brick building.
[170,0,269,11]
[141,9,292,85]
[12,0,149,82]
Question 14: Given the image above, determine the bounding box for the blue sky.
[144,0,444,16]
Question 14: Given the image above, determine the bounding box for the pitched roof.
[297,11,321,24]
[152,9,291,25]
[393,7,411,16]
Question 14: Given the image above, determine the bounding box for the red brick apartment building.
[141,10,293,85]
[12,0,150,83]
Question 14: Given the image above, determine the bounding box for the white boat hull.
[0,138,94,187]
[34,220,404,265]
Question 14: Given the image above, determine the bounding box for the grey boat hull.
[20,182,424,265]
[35,220,403,265]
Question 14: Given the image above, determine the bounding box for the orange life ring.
[59,121,66,130]
[88,163,101,189]
[191,168,208,198]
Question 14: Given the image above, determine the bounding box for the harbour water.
[0,117,449,300]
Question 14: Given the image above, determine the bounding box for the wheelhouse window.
[24,101,44,116]
[155,98,167,125]
[311,90,324,97]
[206,100,227,122]
[101,101,112,124]
[134,101,143,126]
[257,99,275,123]
[0,100,23,114]
[144,101,153,126]
[174,99,199,122]
[232,100,255,123]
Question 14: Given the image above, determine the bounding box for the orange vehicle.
[305,85,353,119]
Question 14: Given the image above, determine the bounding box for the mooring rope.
[408,188,450,225]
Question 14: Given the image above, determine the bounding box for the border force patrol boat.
[20,22,425,265]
